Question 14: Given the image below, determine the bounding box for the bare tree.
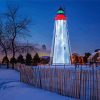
[0,18,10,68]
[5,6,31,68]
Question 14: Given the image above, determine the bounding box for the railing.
[16,65,100,100]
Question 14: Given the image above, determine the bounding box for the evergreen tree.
[17,54,25,64]
[2,56,9,68]
[85,53,91,58]
[2,56,9,64]
[25,53,32,66]
[33,53,40,66]
[84,52,91,63]
[10,57,17,68]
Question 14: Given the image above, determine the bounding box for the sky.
[0,0,100,55]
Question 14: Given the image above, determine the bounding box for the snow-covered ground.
[0,68,77,100]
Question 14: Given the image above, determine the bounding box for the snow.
[97,57,100,60]
[0,68,77,100]
[88,51,100,61]
[88,52,96,59]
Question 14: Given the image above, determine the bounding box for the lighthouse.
[51,8,71,65]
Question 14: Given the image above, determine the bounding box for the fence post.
[79,65,82,99]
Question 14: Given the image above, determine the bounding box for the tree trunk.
[12,40,15,69]
[4,48,9,69]
[0,41,9,69]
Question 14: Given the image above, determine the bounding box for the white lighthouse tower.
[51,8,71,65]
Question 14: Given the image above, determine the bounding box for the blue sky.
[0,0,100,54]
